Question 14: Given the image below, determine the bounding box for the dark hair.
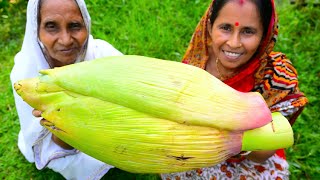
[209,0,273,38]
[37,0,43,27]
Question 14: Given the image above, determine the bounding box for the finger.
[32,109,42,117]
[40,118,52,126]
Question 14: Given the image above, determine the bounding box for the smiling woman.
[206,1,264,79]
[10,0,122,179]
[162,0,308,179]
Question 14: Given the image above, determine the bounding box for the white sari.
[10,0,122,179]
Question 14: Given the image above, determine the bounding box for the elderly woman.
[10,0,122,179]
[161,0,308,179]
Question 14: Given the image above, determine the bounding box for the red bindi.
[239,0,245,5]
[235,22,239,26]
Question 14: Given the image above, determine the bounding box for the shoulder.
[256,51,299,93]
[91,38,123,56]
[93,39,117,49]
[268,52,298,76]
[255,53,307,122]
[86,36,123,60]
[10,52,39,85]
[267,52,299,89]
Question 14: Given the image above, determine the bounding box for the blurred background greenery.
[0,0,319,179]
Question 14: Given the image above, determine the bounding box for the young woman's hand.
[246,150,276,163]
[32,109,74,150]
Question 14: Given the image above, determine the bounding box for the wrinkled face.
[38,0,88,67]
[209,1,263,71]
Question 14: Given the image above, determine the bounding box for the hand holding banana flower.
[14,55,293,173]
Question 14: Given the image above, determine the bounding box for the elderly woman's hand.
[32,109,74,150]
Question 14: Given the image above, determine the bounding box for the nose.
[58,30,73,46]
[226,32,242,48]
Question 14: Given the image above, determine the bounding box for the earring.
[207,38,212,46]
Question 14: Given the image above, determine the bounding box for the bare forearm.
[51,134,74,150]
[246,150,276,163]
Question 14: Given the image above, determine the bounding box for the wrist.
[245,150,276,163]
[51,134,74,150]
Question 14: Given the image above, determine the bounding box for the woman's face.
[209,1,263,71]
[38,0,88,67]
